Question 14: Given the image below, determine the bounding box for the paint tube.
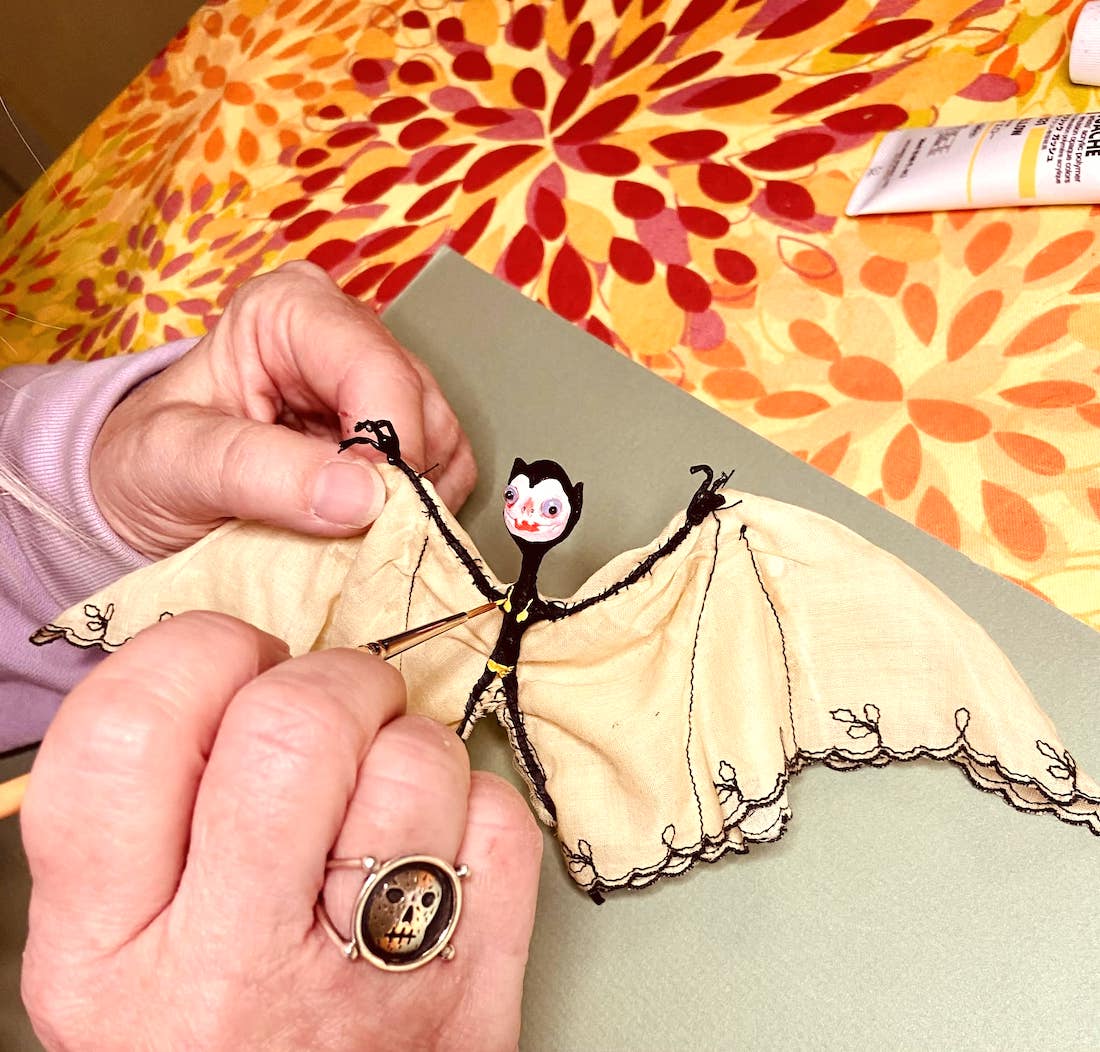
[846,112,1100,215]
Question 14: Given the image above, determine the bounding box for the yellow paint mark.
[965,122,996,203]
[1017,127,1044,199]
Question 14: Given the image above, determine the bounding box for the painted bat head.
[502,458,583,552]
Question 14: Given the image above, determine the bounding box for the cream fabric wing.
[35,466,1099,898]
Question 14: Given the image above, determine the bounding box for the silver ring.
[315,854,468,971]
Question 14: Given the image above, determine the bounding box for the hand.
[21,612,542,1052]
[91,261,476,558]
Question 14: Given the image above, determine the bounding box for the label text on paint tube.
[846,112,1100,215]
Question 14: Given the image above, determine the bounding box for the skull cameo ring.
[315,854,468,971]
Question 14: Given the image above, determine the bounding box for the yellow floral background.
[1,0,1099,626]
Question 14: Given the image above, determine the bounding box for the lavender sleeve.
[0,340,198,752]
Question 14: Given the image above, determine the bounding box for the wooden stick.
[0,773,29,820]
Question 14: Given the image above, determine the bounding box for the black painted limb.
[501,673,557,823]
[457,667,496,739]
[340,418,500,601]
[545,464,736,622]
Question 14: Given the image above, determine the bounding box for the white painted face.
[503,474,572,543]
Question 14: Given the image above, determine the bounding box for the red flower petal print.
[684,74,781,108]
[509,5,544,49]
[416,144,475,184]
[608,23,665,80]
[400,118,448,149]
[741,132,835,171]
[376,254,431,304]
[454,52,492,81]
[345,167,406,204]
[671,0,726,36]
[614,180,665,219]
[610,237,655,283]
[577,144,639,174]
[651,130,728,160]
[714,248,757,285]
[698,163,752,203]
[773,73,871,115]
[504,225,544,286]
[678,206,729,237]
[534,187,567,238]
[548,243,592,321]
[822,104,907,135]
[462,144,543,192]
[450,199,496,254]
[764,181,815,220]
[832,19,932,54]
[549,66,593,131]
[555,95,639,145]
[667,265,711,312]
[371,97,427,123]
[648,52,722,90]
[513,68,547,108]
[758,0,846,38]
[405,180,461,222]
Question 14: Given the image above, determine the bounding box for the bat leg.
[500,674,557,824]
[457,668,495,739]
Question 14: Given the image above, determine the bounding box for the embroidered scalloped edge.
[567,737,1100,899]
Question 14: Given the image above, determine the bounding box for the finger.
[431,433,478,514]
[220,262,433,471]
[322,715,471,930]
[182,648,406,933]
[21,612,289,949]
[448,773,542,1043]
[411,370,478,513]
[140,406,389,546]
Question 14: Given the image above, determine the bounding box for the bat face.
[504,475,571,542]
[502,458,583,550]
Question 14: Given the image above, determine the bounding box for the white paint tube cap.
[1070,1,1100,85]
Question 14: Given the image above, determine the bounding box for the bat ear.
[509,457,528,481]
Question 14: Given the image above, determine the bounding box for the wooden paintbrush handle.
[0,773,29,820]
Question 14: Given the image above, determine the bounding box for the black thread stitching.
[685,515,722,842]
[740,525,799,755]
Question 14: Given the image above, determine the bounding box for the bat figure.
[35,421,1100,898]
[340,418,731,823]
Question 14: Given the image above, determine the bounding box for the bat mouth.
[505,512,543,533]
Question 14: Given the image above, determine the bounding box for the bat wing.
[35,465,505,728]
[509,491,1099,897]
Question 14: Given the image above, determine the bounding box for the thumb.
[181,412,387,537]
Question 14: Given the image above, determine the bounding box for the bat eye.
[541,499,562,517]
[504,486,518,505]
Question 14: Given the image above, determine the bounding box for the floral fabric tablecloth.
[1,0,1098,627]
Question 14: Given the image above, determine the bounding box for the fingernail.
[311,460,385,528]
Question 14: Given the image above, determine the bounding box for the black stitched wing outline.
[339,418,502,602]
